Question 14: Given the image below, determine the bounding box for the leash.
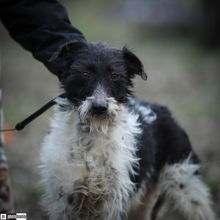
[0,93,66,132]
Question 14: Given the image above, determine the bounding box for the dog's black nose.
[92,101,108,115]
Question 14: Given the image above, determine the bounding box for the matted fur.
[40,40,217,220]
[40,98,142,220]
[157,157,216,220]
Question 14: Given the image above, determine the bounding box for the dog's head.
[51,40,147,132]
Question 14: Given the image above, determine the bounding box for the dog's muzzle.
[92,100,108,116]
[78,85,120,133]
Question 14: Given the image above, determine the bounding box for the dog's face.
[52,40,147,132]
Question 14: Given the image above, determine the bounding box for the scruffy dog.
[40,40,216,220]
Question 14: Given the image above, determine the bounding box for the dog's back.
[127,99,214,220]
[40,40,216,220]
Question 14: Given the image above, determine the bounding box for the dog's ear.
[123,47,147,80]
[50,40,86,61]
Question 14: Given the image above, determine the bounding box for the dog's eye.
[82,72,90,79]
[111,74,120,81]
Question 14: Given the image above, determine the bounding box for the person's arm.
[0,0,85,78]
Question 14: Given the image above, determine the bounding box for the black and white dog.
[40,40,216,220]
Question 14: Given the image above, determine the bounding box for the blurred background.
[0,0,219,218]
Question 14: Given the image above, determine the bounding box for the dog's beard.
[78,97,120,135]
[87,118,109,135]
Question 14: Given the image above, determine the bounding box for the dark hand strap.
[1,93,66,132]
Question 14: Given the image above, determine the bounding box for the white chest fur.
[40,103,141,219]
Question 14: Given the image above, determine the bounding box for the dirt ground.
[0,0,219,219]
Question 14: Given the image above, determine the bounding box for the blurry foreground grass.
[0,0,219,218]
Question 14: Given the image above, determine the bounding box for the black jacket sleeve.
[0,0,85,77]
